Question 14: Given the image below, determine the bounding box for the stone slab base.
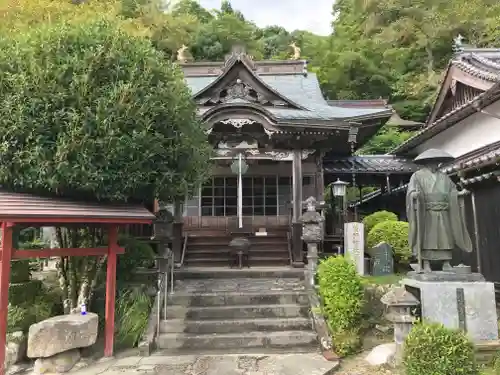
[403,278,499,342]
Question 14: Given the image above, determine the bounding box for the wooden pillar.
[172,200,183,264]
[0,222,14,375]
[104,225,118,357]
[315,152,325,201]
[291,150,304,267]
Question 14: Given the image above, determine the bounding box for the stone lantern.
[381,287,420,366]
[300,197,325,287]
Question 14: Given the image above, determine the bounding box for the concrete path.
[70,353,339,375]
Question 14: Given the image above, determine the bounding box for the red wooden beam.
[12,246,125,259]
[104,225,118,357]
[0,222,14,375]
[1,217,152,224]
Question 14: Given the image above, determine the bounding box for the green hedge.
[404,321,478,375]
[317,255,365,356]
[362,210,398,234]
[367,220,411,265]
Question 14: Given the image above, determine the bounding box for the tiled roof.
[185,73,393,121]
[0,190,155,224]
[442,140,500,174]
[391,80,500,155]
[453,49,500,82]
[391,48,500,154]
[350,183,408,208]
[323,155,418,174]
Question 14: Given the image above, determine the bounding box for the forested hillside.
[2,0,500,152]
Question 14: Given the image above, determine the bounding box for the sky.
[197,0,334,36]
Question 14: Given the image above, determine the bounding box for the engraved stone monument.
[344,222,365,275]
[403,149,498,342]
[371,242,394,277]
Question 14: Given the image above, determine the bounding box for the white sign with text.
[344,222,365,275]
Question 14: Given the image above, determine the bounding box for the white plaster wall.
[415,100,500,157]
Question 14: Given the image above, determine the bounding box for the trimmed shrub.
[403,321,478,375]
[317,255,365,356]
[10,260,32,283]
[362,210,398,234]
[367,220,411,265]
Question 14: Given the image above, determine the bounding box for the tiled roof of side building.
[323,155,418,174]
[390,48,500,155]
[185,73,393,121]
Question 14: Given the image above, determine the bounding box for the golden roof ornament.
[289,42,301,60]
[176,44,189,63]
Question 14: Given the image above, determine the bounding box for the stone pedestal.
[300,197,324,288]
[403,274,498,342]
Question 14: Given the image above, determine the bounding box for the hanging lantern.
[332,179,349,197]
[230,154,249,175]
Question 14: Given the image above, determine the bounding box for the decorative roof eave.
[191,56,307,111]
[344,108,394,122]
[201,102,279,123]
[323,155,418,176]
[200,103,354,134]
[441,140,500,174]
[391,81,500,155]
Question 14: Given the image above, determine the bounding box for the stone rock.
[364,343,396,366]
[27,313,98,358]
[33,349,81,374]
[4,331,27,371]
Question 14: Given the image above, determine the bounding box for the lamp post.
[331,179,349,232]
[230,152,249,228]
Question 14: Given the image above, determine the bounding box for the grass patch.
[363,274,404,285]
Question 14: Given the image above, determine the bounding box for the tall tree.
[0,18,212,310]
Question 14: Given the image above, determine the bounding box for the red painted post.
[104,225,118,357]
[0,222,14,375]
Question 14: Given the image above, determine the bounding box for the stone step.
[156,330,318,352]
[169,290,309,307]
[174,267,305,280]
[188,237,288,245]
[187,244,289,252]
[173,278,305,294]
[186,247,290,259]
[160,317,313,334]
[165,304,310,320]
[184,257,290,267]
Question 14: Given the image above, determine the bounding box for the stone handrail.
[137,250,174,355]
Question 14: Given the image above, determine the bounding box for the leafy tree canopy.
[3,0,500,157]
[0,18,211,203]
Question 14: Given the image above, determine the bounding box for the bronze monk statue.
[406,149,473,273]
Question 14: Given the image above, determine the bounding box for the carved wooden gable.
[194,60,300,109]
[434,81,484,121]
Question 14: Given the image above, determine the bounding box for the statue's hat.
[413,148,455,165]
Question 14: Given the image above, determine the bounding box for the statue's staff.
[412,187,423,273]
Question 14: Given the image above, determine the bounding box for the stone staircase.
[156,268,318,354]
